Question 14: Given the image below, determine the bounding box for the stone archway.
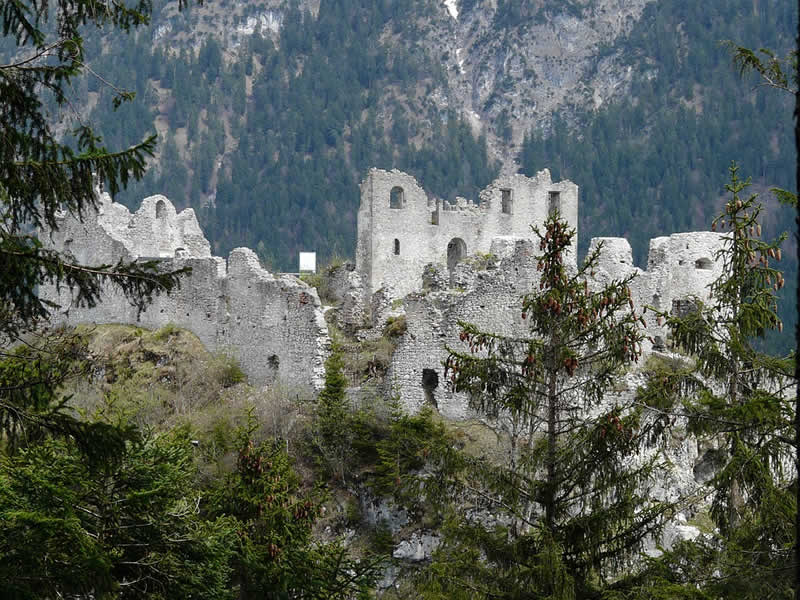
[447,237,466,272]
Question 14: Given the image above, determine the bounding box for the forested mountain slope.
[70,0,795,348]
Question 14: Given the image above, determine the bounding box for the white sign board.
[299,252,316,273]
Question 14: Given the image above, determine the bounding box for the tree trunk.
[545,368,558,533]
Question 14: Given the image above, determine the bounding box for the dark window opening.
[447,237,467,285]
[268,354,280,369]
[501,189,513,214]
[695,257,713,270]
[394,238,400,255]
[390,186,405,209]
[422,368,439,407]
[671,298,698,318]
[155,199,167,219]
[652,294,661,310]
[547,191,561,216]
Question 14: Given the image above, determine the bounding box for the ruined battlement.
[46,190,212,264]
[381,228,724,418]
[590,232,724,348]
[356,168,578,300]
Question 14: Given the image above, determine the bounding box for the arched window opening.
[447,237,467,286]
[155,199,167,219]
[174,247,187,258]
[695,257,713,270]
[422,368,439,407]
[394,239,400,255]
[390,186,405,209]
[447,238,467,273]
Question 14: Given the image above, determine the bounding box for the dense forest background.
[67,0,795,350]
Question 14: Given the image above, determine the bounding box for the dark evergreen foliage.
[0,430,237,600]
[0,3,377,598]
[414,215,673,598]
[626,165,796,599]
[83,1,498,270]
[207,425,379,599]
[0,0,189,343]
[0,0,190,459]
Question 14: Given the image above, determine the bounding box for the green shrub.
[210,351,246,387]
[299,271,323,289]
[383,315,407,338]
[153,322,180,341]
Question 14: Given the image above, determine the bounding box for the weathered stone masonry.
[384,232,724,419]
[353,171,725,417]
[356,168,578,301]
[40,170,723,406]
[40,190,329,389]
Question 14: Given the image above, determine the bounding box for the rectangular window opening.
[501,189,513,214]
[548,191,561,216]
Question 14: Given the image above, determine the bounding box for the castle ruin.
[40,190,329,390]
[41,169,723,413]
[356,168,578,300]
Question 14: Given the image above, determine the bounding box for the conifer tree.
[0,429,238,599]
[315,343,354,484]
[208,422,378,599]
[628,164,796,599]
[1,1,190,449]
[420,213,670,598]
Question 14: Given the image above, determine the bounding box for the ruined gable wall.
[115,194,211,259]
[41,194,328,389]
[356,168,578,303]
[590,232,724,349]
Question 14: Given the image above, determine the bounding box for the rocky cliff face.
[145,0,656,171]
[414,0,655,168]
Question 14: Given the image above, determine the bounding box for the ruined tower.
[355,168,579,300]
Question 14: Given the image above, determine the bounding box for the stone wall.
[590,232,724,349]
[40,191,329,389]
[386,231,724,417]
[356,168,578,302]
[386,238,540,419]
[38,173,723,405]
